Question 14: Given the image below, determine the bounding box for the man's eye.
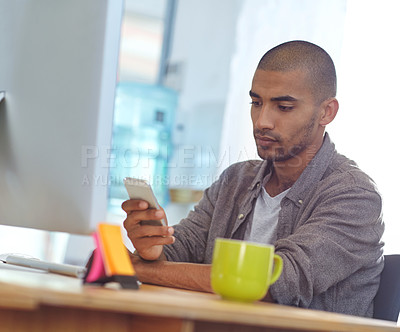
[250,101,262,107]
[278,105,294,112]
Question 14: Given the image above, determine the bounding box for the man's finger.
[121,199,149,213]
[134,235,175,251]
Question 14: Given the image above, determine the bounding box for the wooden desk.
[0,264,399,332]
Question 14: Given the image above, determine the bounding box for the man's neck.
[265,139,324,197]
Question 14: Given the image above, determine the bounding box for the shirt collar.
[249,160,271,191]
[285,132,336,204]
[249,133,336,202]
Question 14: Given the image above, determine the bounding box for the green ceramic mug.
[211,238,283,302]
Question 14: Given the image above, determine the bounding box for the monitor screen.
[0,0,123,234]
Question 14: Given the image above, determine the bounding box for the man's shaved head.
[257,40,337,104]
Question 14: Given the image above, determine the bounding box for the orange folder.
[97,223,135,276]
[84,223,138,289]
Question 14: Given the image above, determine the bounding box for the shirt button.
[298,199,303,204]
[256,183,260,188]
[238,213,244,220]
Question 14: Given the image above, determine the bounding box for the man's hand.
[122,199,175,261]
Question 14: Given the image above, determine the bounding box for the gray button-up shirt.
[164,133,384,317]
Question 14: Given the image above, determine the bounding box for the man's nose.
[255,106,275,130]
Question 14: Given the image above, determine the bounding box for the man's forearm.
[132,256,212,293]
[129,252,274,301]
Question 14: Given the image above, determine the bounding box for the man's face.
[250,69,323,163]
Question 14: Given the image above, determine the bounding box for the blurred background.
[1,0,399,264]
[108,0,399,254]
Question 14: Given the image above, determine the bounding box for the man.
[122,40,384,317]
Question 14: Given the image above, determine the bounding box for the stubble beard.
[255,112,318,163]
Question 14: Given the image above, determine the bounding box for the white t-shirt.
[244,185,290,245]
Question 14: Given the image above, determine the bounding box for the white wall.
[330,0,400,254]
[151,0,242,226]
[168,0,241,110]
[166,0,242,192]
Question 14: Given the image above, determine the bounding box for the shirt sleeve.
[269,183,384,308]
[163,171,225,263]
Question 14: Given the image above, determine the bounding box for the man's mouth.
[255,135,278,147]
[255,135,277,142]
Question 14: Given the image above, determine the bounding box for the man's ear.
[320,98,339,126]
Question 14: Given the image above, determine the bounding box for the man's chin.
[256,150,275,162]
[257,146,282,161]
[257,149,292,162]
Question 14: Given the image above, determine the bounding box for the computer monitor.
[0,0,124,235]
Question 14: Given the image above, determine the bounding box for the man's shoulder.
[217,159,267,189]
[224,159,264,172]
[325,152,379,193]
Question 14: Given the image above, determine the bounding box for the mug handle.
[270,254,283,284]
